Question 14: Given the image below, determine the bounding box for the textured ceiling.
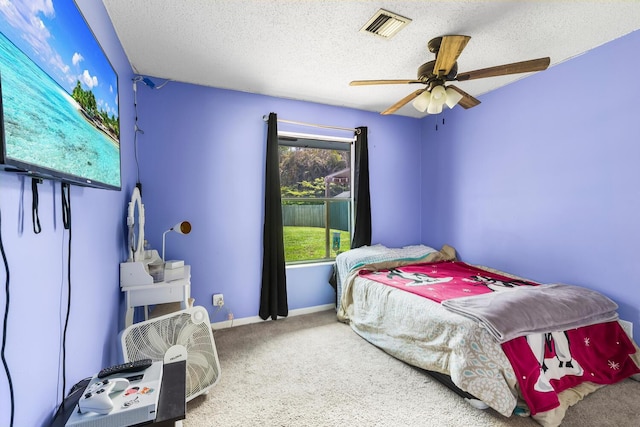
[102,0,640,118]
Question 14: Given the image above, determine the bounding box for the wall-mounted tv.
[0,0,120,190]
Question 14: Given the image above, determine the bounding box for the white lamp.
[427,85,446,114]
[412,90,432,112]
[445,87,464,109]
[162,221,192,261]
[427,101,443,115]
[413,85,465,114]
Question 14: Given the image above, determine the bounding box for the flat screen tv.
[0,0,120,190]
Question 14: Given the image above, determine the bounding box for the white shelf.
[121,263,191,328]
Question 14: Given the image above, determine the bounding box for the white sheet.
[345,274,520,416]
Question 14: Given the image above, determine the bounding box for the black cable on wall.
[0,192,15,427]
[1,179,74,426]
[60,182,72,403]
[31,178,42,234]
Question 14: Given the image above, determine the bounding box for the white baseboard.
[211,303,334,330]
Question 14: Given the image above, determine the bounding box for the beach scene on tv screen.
[0,0,120,188]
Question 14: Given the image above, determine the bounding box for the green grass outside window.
[283,226,351,262]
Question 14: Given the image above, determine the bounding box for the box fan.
[120,306,221,401]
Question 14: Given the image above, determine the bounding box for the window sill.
[286,261,335,270]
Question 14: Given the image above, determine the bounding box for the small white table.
[122,265,191,328]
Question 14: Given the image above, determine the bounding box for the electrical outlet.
[213,293,224,307]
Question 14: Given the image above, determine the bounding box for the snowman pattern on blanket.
[472,275,584,393]
[385,268,453,286]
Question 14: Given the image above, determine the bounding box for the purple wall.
[0,2,135,426]
[134,83,423,323]
[421,30,640,341]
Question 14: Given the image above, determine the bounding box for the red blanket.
[360,261,640,415]
[503,322,639,415]
[358,260,539,303]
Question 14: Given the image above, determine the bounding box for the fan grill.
[121,307,221,401]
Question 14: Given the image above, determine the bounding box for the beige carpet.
[184,310,640,427]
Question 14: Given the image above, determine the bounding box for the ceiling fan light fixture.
[445,87,464,108]
[430,85,447,106]
[425,86,446,114]
[427,101,443,115]
[412,91,431,112]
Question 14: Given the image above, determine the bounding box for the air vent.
[360,9,411,39]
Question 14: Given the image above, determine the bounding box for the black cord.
[132,76,169,190]
[31,178,41,234]
[0,192,15,427]
[60,183,71,404]
[62,183,71,230]
[133,78,144,185]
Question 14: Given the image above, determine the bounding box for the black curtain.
[259,113,288,320]
[351,126,371,248]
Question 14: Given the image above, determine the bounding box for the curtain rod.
[262,115,360,134]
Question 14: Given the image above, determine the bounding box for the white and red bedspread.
[359,259,539,303]
[359,261,640,415]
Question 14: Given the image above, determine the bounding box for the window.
[279,132,353,264]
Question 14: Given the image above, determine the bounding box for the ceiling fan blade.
[456,57,550,81]
[350,79,422,86]
[447,85,481,109]
[381,89,426,115]
[433,35,471,77]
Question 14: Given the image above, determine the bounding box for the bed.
[334,244,640,427]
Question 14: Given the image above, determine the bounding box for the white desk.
[122,265,191,328]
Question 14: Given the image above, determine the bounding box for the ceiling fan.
[350,35,550,115]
